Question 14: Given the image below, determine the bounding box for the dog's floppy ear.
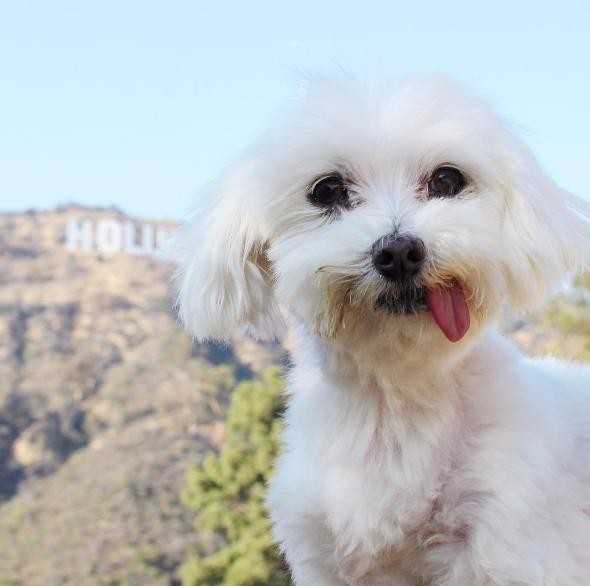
[174,162,283,340]
[502,154,590,308]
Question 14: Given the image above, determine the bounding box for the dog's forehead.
[286,76,500,164]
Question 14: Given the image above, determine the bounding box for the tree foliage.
[181,367,290,586]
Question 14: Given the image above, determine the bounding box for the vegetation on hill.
[505,274,590,362]
[0,207,284,586]
[181,368,289,586]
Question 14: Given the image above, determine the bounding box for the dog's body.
[269,326,590,585]
[175,74,590,584]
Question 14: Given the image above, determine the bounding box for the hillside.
[0,205,588,586]
[0,206,284,586]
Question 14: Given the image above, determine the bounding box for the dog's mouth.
[376,285,428,315]
[376,281,470,343]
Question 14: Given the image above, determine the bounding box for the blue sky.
[1,0,589,220]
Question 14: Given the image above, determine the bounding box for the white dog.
[175,74,590,585]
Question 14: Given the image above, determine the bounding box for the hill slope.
[0,206,283,586]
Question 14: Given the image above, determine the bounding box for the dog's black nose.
[371,234,426,281]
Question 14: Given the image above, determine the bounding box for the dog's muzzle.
[370,233,428,315]
[371,234,426,282]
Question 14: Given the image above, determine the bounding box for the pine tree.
[181,367,290,586]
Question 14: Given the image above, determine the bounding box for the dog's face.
[176,75,588,351]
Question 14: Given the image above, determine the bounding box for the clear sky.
[1,0,589,220]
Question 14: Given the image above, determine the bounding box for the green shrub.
[181,367,289,586]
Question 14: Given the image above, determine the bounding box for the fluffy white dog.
[175,74,590,585]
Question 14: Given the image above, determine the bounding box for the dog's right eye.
[427,166,467,198]
[309,175,348,207]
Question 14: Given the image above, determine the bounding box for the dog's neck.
[304,330,469,403]
[290,322,516,426]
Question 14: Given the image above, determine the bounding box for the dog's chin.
[375,285,428,315]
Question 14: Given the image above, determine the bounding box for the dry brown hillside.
[0,206,284,586]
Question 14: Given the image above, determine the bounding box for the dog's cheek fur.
[269,207,388,336]
[414,194,507,321]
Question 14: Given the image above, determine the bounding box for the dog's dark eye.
[427,166,466,198]
[309,175,348,207]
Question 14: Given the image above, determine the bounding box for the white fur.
[174,74,590,585]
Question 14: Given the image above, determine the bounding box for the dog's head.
[175,75,589,350]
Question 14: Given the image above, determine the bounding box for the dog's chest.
[319,446,467,585]
[318,421,461,561]
[282,358,470,580]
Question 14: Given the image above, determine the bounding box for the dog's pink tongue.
[426,284,470,343]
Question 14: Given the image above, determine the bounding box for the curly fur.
[174,73,590,585]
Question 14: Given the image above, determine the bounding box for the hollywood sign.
[66,217,172,256]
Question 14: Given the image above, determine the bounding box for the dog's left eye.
[427,166,467,198]
[309,175,348,207]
